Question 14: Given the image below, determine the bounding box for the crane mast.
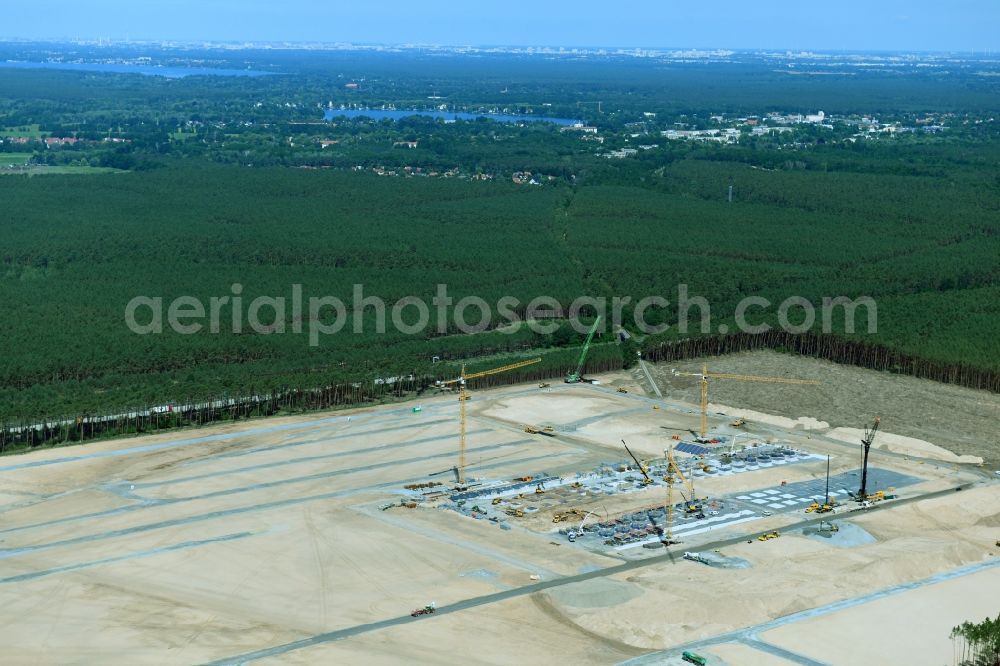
[439,357,542,486]
[857,416,881,500]
[565,316,601,384]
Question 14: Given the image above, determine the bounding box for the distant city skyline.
[0,1,996,54]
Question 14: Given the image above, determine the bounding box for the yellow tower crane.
[438,357,542,487]
[673,364,818,441]
[663,444,698,544]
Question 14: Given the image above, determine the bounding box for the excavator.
[622,440,653,486]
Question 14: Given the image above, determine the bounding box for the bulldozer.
[757,531,781,541]
[505,507,525,518]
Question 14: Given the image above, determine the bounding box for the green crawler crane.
[565,316,601,384]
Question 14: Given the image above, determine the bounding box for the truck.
[410,602,436,617]
[682,651,707,665]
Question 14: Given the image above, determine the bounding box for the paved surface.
[729,468,920,514]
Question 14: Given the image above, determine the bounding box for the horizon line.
[0,36,992,57]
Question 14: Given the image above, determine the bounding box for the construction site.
[0,348,998,665]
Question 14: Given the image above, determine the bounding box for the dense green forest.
[1,45,998,441]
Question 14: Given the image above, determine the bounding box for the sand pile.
[708,404,829,431]
[826,427,983,464]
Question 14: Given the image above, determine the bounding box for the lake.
[0,60,272,78]
[324,108,581,125]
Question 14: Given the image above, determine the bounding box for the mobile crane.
[565,316,601,384]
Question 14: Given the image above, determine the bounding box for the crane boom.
[673,363,819,440]
[439,357,542,486]
[565,316,602,384]
[704,371,818,385]
[438,357,542,385]
[464,357,543,381]
[622,439,652,485]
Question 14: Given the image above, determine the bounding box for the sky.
[1,0,996,53]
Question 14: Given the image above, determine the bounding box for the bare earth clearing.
[0,356,996,665]
[640,350,1000,468]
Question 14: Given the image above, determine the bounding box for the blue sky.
[2,1,995,52]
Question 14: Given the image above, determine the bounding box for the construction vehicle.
[491,497,503,505]
[682,651,708,666]
[524,424,555,436]
[505,507,525,518]
[622,439,653,485]
[617,387,628,393]
[672,364,818,441]
[807,498,836,514]
[538,382,550,388]
[565,316,602,384]
[566,511,601,542]
[410,603,436,617]
[757,531,780,541]
[729,417,747,428]
[534,484,546,495]
[553,508,586,523]
[856,416,881,501]
[437,357,542,487]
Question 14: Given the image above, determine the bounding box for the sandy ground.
[642,350,1000,469]
[0,376,995,665]
[826,426,983,464]
[762,565,1000,665]
[549,485,1000,651]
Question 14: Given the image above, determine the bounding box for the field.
[641,350,1000,468]
[0,164,121,175]
[0,366,995,665]
[1,124,44,138]
[0,152,31,166]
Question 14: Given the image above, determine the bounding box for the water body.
[0,60,271,78]
[324,108,581,125]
